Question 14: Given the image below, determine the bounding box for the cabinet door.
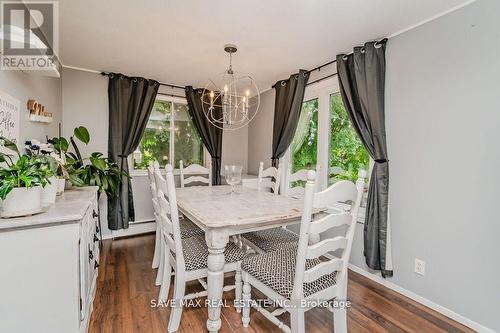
[78,211,90,319]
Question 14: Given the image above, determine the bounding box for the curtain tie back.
[375,159,389,163]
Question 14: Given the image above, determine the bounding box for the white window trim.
[281,77,372,192]
[129,94,209,177]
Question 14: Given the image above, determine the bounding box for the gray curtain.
[107,73,159,230]
[272,69,310,167]
[185,86,223,185]
[336,39,392,277]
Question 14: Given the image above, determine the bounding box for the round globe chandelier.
[201,44,260,130]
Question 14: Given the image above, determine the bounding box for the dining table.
[175,184,306,333]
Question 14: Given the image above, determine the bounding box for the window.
[328,94,369,183]
[286,77,369,189]
[133,97,204,170]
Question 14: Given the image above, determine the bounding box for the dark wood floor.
[89,234,473,333]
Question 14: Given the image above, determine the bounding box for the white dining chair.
[239,162,294,252]
[147,162,161,271]
[241,169,366,333]
[257,161,281,194]
[158,164,247,332]
[179,160,212,187]
[151,166,204,288]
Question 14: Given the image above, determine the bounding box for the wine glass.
[224,165,243,194]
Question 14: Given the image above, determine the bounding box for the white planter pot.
[1,186,42,217]
[41,176,58,206]
[56,178,65,196]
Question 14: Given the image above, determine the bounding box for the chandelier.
[202,44,260,130]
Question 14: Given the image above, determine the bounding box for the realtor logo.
[0,1,59,71]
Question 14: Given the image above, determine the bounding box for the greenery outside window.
[291,98,318,173]
[286,78,369,190]
[133,97,204,170]
[328,93,369,183]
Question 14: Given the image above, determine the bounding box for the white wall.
[222,125,249,173]
[247,89,275,174]
[246,1,500,331]
[0,71,62,145]
[350,1,499,331]
[61,68,249,230]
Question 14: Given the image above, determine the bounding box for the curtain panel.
[107,73,159,230]
[336,39,393,277]
[271,69,310,167]
[185,86,223,185]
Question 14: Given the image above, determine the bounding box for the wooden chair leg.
[242,273,251,328]
[168,276,186,333]
[152,225,160,269]
[290,308,305,333]
[333,277,348,333]
[235,268,242,313]
[158,254,172,301]
[155,240,164,286]
[333,306,347,333]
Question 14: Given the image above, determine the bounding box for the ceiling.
[59,0,471,91]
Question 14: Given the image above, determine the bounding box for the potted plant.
[50,127,129,226]
[25,139,61,205]
[0,138,51,217]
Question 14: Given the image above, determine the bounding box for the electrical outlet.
[414,258,425,276]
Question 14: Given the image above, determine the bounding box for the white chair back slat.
[180,160,212,188]
[285,164,321,198]
[164,165,186,268]
[303,258,343,283]
[291,169,366,301]
[305,236,348,259]
[157,195,175,244]
[313,180,357,209]
[308,213,352,235]
[183,176,211,185]
[257,161,281,194]
[154,170,168,194]
[147,165,155,184]
[289,169,309,183]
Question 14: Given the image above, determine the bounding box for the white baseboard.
[102,220,156,240]
[348,264,495,333]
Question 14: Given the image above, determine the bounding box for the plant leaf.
[0,137,19,155]
[74,126,90,145]
[90,156,107,171]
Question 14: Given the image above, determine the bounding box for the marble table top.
[176,185,305,228]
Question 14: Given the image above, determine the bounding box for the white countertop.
[0,187,98,232]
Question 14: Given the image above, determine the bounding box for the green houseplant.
[0,138,51,217]
[50,126,129,198]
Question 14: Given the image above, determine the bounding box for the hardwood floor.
[89,234,473,333]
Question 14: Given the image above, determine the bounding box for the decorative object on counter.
[0,138,52,217]
[25,139,63,205]
[27,99,53,123]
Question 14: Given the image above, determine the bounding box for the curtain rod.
[157,92,186,99]
[273,38,388,89]
[100,71,185,90]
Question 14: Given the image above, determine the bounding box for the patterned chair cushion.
[179,219,204,239]
[172,235,247,271]
[241,246,337,299]
[242,228,299,252]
